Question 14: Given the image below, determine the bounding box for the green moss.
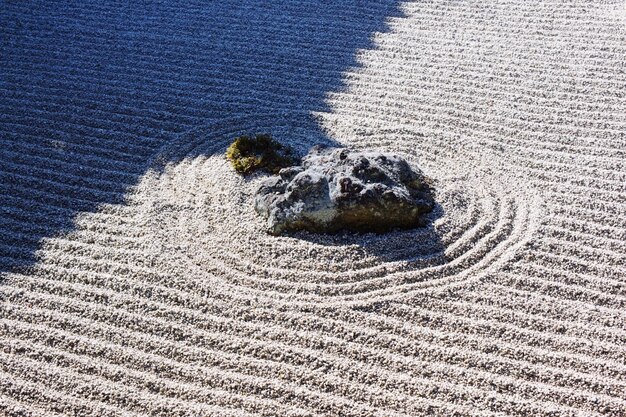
[226,134,296,175]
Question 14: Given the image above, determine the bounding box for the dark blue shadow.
[0,1,405,273]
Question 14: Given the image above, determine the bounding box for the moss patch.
[226,134,296,175]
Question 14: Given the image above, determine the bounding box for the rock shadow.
[283,200,446,265]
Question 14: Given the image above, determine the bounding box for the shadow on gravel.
[0,1,405,274]
[287,201,446,265]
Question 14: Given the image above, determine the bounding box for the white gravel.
[2,1,626,416]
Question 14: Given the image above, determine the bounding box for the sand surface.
[1,1,626,416]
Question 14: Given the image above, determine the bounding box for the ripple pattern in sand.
[137,115,542,304]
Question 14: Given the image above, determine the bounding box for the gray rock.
[254,146,435,235]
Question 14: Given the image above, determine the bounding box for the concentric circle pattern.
[2,0,626,415]
[137,115,542,304]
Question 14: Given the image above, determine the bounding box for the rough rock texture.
[254,146,435,234]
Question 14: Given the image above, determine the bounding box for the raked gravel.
[1,1,626,416]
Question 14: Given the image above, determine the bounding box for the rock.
[254,146,435,235]
[226,134,296,175]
